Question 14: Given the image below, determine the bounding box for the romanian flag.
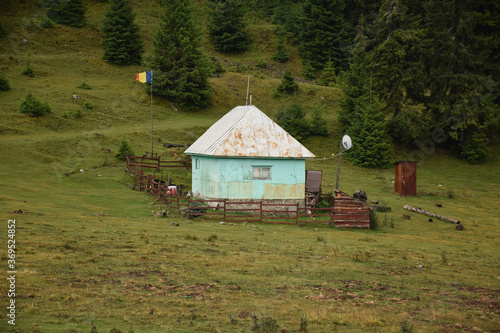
[136,71,152,83]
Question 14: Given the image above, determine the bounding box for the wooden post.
[259,201,263,222]
[223,199,227,221]
[295,203,299,224]
[336,140,342,190]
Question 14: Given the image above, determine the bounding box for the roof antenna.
[245,74,250,105]
[249,92,253,106]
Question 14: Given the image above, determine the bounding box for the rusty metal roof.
[184,105,315,158]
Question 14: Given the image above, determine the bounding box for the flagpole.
[150,71,154,156]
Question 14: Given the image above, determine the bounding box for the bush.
[0,75,10,91]
[116,140,134,161]
[309,105,328,136]
[44,0,86,28]
[275,102,310,141]
[188,201,208,218]
[459,132,489,164]
[256,59,267,69]
[212,61,225,74]
[41,17,54,28]
[77,82,92,89]
[272,41,289,63]
[303,62,315,81]
[84,101,94,110]
[22,62,34,77]
[72,109,83,118]
[0,23,7,36]
[274,69,298,96]
[251,314,280,332]
[19,92,51,117]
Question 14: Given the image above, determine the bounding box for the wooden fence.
[126,152,191,172]
[127,161,370,228]
[132,176,335,225]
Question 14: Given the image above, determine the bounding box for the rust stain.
[263,183,304,199]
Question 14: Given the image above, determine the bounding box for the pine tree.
[317,58,337,86]
[422,0,499,162]
[275,102,310,141]
[19,92,51,117]
[272,38,290,63]
[344,101,393,168]
[339,50,393,168]
[274,69,298,96]
[209,0,250,53]
[150,0,212,110]
[44,0,85,28]
[116,140,134,161]
[369,0,426,118]
[309,104,329,136]
[102,0,143,65]
[0,75,11,91]
[299,0,350,71]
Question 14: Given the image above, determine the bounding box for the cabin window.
[253,166,271,179]
[195,158,200,169]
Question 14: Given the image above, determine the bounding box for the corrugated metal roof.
[184,105,315,158]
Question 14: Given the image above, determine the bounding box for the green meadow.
[1,1,499,332]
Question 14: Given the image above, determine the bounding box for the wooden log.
[403,205,460,224]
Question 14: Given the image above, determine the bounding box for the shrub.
[72,109,83,118]
[256,59,267,69]
[299,317,308,333]
[188,201,208,218]
[116,140,134,161]
[272,40,289,63]
[309,105,328,136]
[0,75,10,91]
[84,101,94,110]
[19,92,51,117]
[275,102,310,141]
[0,23,7,36]
[459,132,489,164]
[251,314,280,333]
[317,59,337,86]
[22,62,34,77]
[44,0,86,28]
[77,82,92,89]
[401,319,413,333]
[212,61,225,74]
[303,61,315,81]
[41,17,54,28]
[274,69,298,96]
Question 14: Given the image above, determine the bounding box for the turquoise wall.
[191,156,305,199]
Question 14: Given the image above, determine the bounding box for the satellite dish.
[342,135,352,150]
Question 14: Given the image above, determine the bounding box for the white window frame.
[252,166,271,180]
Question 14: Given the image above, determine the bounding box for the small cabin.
[184,105,315,203]
[394,161,418,196]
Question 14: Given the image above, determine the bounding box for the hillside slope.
[0,1,499,332]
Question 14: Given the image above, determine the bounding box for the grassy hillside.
[0,1,499,332]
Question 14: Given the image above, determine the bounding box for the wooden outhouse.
[394,161,418,196]
[184,105,315,202]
